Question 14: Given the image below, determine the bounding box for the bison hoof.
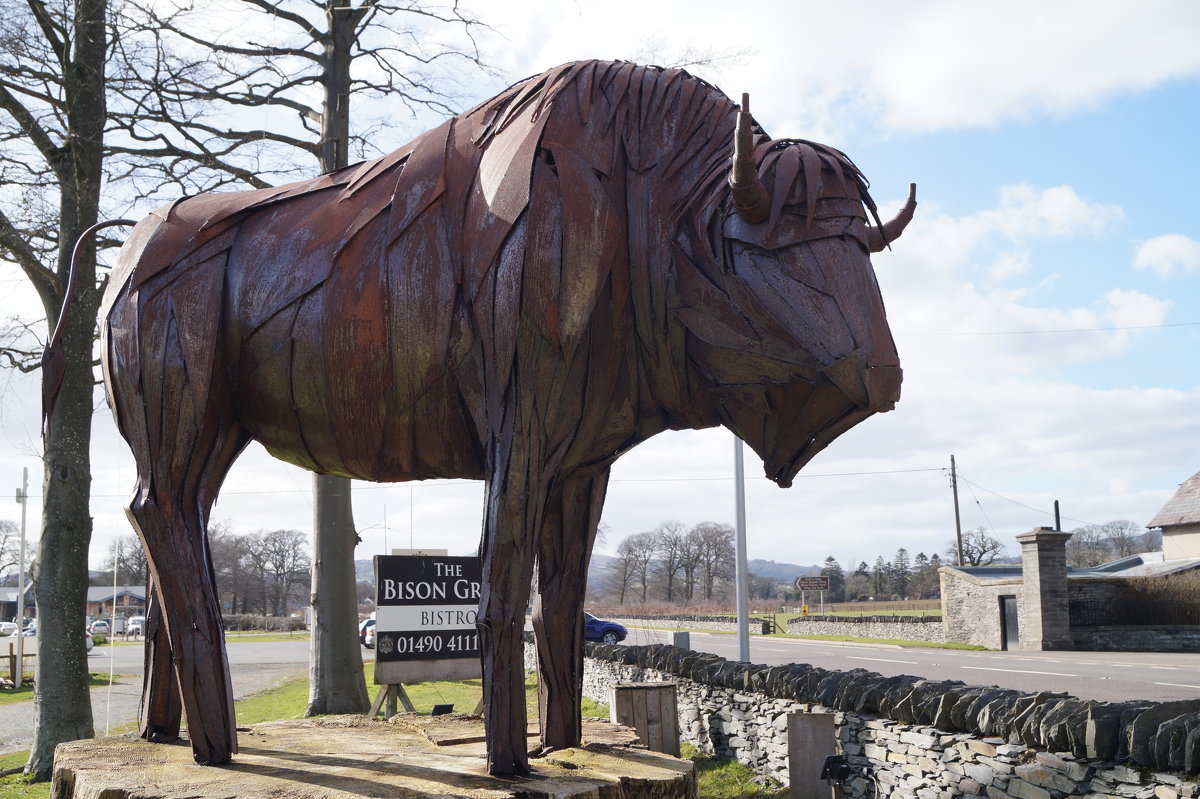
[144,728,180,744]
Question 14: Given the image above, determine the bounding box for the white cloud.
[480,1,1200,139]
[1100,288,1172,329]
[1134,234,1200,278]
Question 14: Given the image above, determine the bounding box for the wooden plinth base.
[49,715,696,799]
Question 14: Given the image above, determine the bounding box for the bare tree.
[1101,520,1144,559]
[652,521,688,603]
[1066,525,1108,567]
[0,520,19,581]
[242,529,312,616]
[99,534,148,585]
[615,532,657,605]
[0,0,109,777]
[604,545,637,605]
[689,522,734,601]
[209,521,255,615]
[946,527,1006,567]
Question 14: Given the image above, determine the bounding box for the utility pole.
[950,455,963,567]
[733,436,750,662]
[15,467,28,688]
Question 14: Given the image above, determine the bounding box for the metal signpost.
[370,552,482,717]
[794,576,830,615]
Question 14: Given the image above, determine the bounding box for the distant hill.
[748,559,821,582]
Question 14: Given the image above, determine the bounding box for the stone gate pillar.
[1016,527,1073,650]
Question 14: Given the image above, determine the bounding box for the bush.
[222,614,306,632]
[91,632,107,645]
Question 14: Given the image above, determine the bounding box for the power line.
[956,474,1099,528]
[898,320,1200,337]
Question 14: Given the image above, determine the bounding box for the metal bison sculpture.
[92,60,913,775]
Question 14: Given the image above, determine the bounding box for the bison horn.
[867,183,918,252]
[730,93,770,224]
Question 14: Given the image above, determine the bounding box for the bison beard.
[86,59,912,775]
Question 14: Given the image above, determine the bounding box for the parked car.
[583,612,626,644]
[126,616,146,637]
[359,617,375,646]
[21,622,36,637]
[0,622,17,637]
[84,629,94,652]
[363,624,376,649]
[90,619,110,634]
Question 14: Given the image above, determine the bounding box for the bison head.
[682,95,914,488]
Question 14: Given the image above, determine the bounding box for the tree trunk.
[306,473,369,714]
[26,0,108,780]
[305,0,369,715]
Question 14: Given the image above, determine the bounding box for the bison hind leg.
[111,297,249,764]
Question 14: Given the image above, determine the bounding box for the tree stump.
[49,715,695,799]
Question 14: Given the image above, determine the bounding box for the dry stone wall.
[784,615,945,643]
[604,615,772,634]
[528,641,1200,797]
[1071,626,1200,652]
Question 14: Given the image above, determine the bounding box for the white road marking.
[963,666,1076,677]
[1154,682,1200,690]
[846,656,918,665]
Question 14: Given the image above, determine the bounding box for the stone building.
[941,471,1200,651]
[1150,469,1200,559]
[939,527,1076,651]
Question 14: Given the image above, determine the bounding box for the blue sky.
[2,0,1198,574]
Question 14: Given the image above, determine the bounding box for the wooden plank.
[610,683,678,756]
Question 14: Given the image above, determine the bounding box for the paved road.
[0,636,331,755]
[620,626,1200,703]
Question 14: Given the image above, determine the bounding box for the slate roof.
[948,551,1200,580]
[1149,471,1200,529]
[0,586,34,603]
[86,586,146,603]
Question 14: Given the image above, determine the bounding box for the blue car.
[583,612,626,644]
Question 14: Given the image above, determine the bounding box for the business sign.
[794,576,830,591]
[374,554,482,683]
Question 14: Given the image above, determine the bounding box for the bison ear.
[729,93,770,224]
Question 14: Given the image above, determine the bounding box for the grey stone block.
[1007,778,1053,799]
[1128,700,1200,767]
[1014,763,1077,794]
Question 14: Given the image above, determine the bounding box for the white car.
[0,622,17,636]
[126,616,146,636]
[85,629,94,652]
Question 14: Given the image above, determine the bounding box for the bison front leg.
[477,440,545,776]
[533,469,610,754]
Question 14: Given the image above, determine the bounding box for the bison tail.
[42,219,136,439]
